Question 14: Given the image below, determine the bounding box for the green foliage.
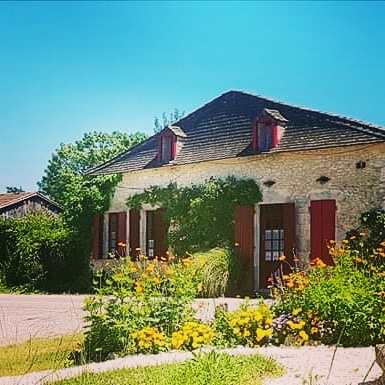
[346,207,385,256]
[38,131,147,253]
[127,176,262,255]
[272,240,385,347]
[0,333,84,377]
[5,186,24,193]
[84,256,198,361]
[153,108,185,133]
[0,213,91,293]
[191,248,240,297]
[51,351,283,385]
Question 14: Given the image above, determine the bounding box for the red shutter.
[92,214,102,259]
[282,203,296,266]
[272,125,279,147]
[310,200,336,265]
[234,205,255,294]
[129,209,140,256]
[117,212,127,246]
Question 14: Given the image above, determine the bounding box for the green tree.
[6,186,24,193]
[38,131,147,251]
[153,108,185,133]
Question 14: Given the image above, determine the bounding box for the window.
[158,126,187,164]
[257,122,274,152]
[160,134,174,163]
[108,212,127,256]
[253,109,287,152]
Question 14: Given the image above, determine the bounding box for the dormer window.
[158,125,187,164]
[253,109,288,152]
[160,133,174,163]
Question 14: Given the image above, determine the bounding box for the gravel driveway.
[0,294,87,346]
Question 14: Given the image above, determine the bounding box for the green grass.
[0,333,84,376]
[49,351,284,385]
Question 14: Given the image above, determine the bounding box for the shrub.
[272,239,385,347]
[0,213,91,293]
[191,248,240,297]
[213,302,274,348]
[84,255,198,361]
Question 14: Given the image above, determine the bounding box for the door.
[146,209,168,259]
[234,205,255,295]
[310,200,336,265]
[259,203,295,288]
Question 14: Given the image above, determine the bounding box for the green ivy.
[126,176,262,255]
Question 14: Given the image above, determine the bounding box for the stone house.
[87,91,385,291]
[0,192,62,218]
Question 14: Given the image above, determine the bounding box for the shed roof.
[0,192,62,211]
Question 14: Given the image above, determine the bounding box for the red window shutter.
[310,200,336,265]
[272,125,279,147]
[172,135,177,160]
[153,209,168,258]
[129,209,140,256]
[92,214,102,259]
[282,203,296,264]
[117,212,127,246]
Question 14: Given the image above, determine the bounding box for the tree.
[6,186,24,193]
[38,131,147,252]
[153,108,185,133]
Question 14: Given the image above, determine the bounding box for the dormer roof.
[262,108,288,123]
[166,125,187,138]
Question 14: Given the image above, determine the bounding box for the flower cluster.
[130,326,167,354]
[171,321,215,350]
[228,303,274,347]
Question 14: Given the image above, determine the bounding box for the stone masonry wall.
[110,143,385,261]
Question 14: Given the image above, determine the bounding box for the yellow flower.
[299,330,309,341]
[292,308,302,316]
[279,255,286,261]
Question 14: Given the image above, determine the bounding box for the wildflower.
[292,308,302,316]
[299,330,309,341]
[279,255,286,261]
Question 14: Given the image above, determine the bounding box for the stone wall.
[109,143,385,263]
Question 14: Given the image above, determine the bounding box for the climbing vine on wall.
[126,176,262,255]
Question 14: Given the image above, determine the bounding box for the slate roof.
[0,192,62,212]
[87,90,385,176]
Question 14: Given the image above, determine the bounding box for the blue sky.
[1,1,385,193]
